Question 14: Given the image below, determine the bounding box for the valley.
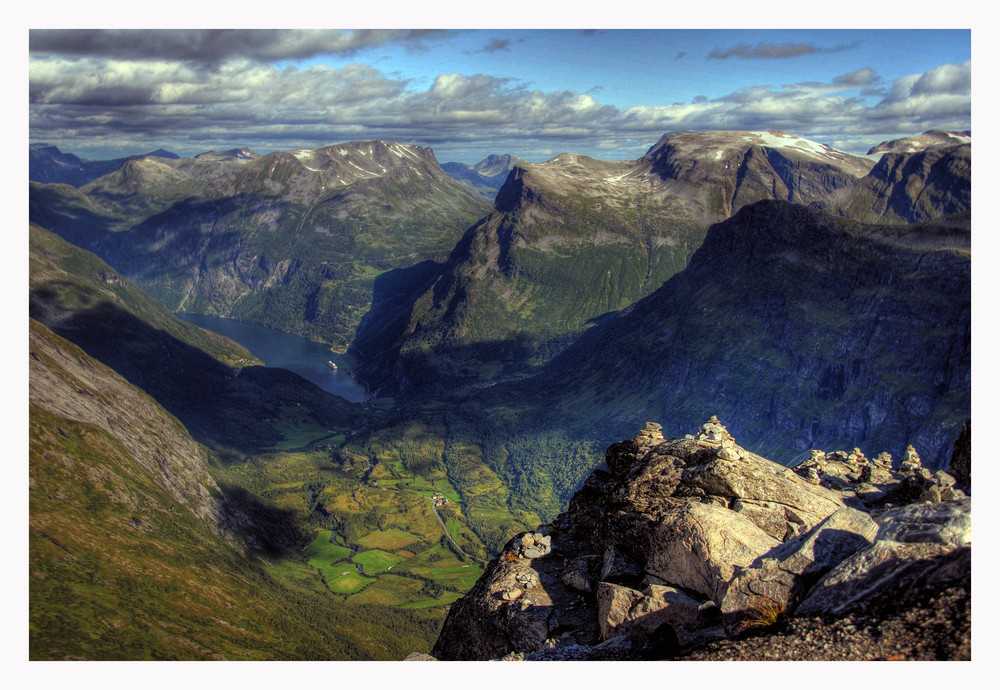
[28,129,972,660]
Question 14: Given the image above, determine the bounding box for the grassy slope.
[29,320,443,660]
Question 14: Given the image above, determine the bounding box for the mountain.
[29,223,365,450]
[482,201,968,487]
[29,140,492,347]
[827,143,971,224]
[429,418,970,660]
[29,143,180,187]
[868,129,971,155]
[353,130,876,396]
[194,147,260,161]
[442,153,526,201]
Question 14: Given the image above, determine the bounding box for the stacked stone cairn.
[514,531,552,561]
[791,441,966,508]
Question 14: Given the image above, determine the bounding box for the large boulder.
[719,507,878,633]
[643,501,779,601]
[797,499,971,618]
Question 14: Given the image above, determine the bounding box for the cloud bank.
[28,31,971,162]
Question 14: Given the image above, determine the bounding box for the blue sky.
[26,16,973,164]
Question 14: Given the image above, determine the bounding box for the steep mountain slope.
[29,226,485,659]
[442,153,526,200]
[485,201,968,487]
[29,319,441,660]
[29,223,364,450]
[828,143,971,224]
[354,131,875,395]
[30,140,491,346]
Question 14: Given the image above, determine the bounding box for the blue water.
[176,312,367,403]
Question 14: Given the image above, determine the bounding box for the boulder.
[719,507,877,633]
[797,499,971,618]
[875,499,971,547]
[643,502,779,601]
[796,541,970,618]
[596,582,644,640]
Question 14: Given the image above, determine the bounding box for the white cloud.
[28,55,972,161]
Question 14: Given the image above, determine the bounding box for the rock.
[403,652,437,661]
[605,438,643,475]
[560,556,597,593]
[596,583,644,640]
[875,499,971,547]
[946,419,971,494]
[622,585,704,646]
[522,547,544,559]
[502,588,523,601]
[643,502,780,601]
[600,544,643,584]
[719,507,877,633]
[796,498,971,619]
[796,541,970,618]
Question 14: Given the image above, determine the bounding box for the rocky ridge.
[30,138,491,346]
[429,418,971,661]
[868,129,972,155]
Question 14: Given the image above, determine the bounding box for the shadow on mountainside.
[29,297,365,452]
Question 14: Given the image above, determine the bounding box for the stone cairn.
[691,415,743,462]
[512,531,553,561]
[638,421,665,445]
[791,441,966,506]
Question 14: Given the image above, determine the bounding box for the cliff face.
[829,144,970,224]
[431,419,971,661]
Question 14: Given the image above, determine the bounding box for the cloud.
[28,54,971,162]
[481,39,512,53]
[709,41,858,60]
[28,29,447,64]
[833,67,879,87]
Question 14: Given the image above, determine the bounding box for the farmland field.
[353,549,405,574]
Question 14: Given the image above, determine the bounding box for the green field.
[353,549,405,574]
[304,530,353,566]
[396,544,484,590]
[356,529,423,551]
[319,562,375,595]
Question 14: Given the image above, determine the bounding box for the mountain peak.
[867,130,972,155]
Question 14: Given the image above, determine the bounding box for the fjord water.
[176,312,367,402]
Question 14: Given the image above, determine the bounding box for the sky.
[25,12,973,165]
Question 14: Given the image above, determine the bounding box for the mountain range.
[28,128,971,660]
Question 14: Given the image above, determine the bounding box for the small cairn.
[695,416,742,461]
[638,422,665,445]
[514,531,553,560]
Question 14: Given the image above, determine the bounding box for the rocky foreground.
[420,418,971,661]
